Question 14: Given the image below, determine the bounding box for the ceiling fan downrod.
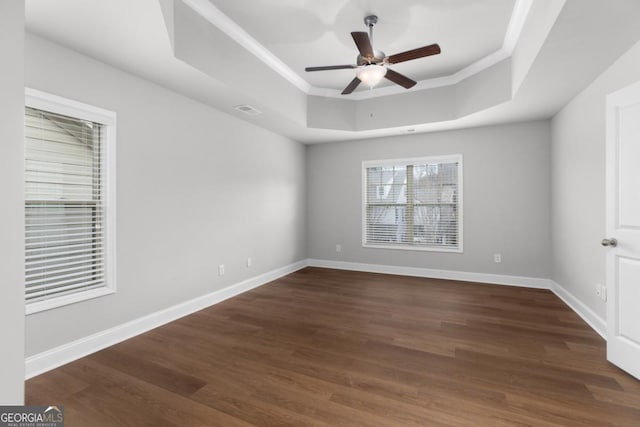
[364,15,378,49]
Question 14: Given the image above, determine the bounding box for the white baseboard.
[549,280,607,339]
[25,260,308,379]
[307,259,551,289]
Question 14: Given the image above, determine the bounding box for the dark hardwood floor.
[26,267,640,426]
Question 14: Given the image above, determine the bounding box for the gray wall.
[307,121,551,278]
[0,0,25,404]
[24,33,307,357]
[551,39,640,320]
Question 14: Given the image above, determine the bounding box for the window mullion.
[405,165,414,244]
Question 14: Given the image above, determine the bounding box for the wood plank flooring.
[26,267,640,426]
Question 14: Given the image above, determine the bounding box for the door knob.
[601,238,618,247]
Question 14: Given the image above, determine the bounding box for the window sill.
[26,286,116,315]
[363,243,463,253]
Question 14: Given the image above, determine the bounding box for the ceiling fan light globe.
[356,64,387,87]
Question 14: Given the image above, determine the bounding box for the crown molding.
[182,0,312,93]
[504,0,533,54]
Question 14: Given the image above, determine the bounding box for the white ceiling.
[24,0,640,143]
[209,0,515,91]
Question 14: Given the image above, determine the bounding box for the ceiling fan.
[305,15,441,95]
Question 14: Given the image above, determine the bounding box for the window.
[25,89,116,314]
[362,155,462,252]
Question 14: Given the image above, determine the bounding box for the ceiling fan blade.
[341,77,362,95]
[387,44,441,64]
[385,68,417,89]
[305,65,356,72]
[351,32,374,59]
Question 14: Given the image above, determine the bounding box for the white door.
[605,81,640,380]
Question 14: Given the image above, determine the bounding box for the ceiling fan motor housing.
[357,50,386,65]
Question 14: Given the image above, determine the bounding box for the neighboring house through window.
[362,155,463,252]
[24,89,116,314]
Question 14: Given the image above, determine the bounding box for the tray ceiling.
[209,0,517,92]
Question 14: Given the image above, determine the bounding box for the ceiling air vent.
[234,104,262,116]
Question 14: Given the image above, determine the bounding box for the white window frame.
[25,88,117,314]
[362,154,463,253]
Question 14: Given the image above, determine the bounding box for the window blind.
[25,107,106,303]
[363,156,462,251]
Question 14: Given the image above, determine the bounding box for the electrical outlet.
[493,253,502,263]
[336,244,342,253]
[218,264,225,276]
[247,257,252,268]
[597,284,607,302]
